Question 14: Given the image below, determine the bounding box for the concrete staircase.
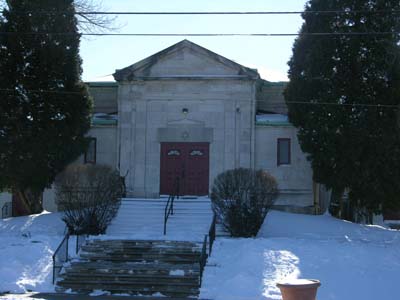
[106,197,215,240]
[55,197,225,298]
[56,239,202,298]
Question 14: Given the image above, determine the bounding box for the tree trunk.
[329,187,345,219]
[15,188,43,215]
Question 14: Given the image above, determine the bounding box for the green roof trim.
[256,121,292,127]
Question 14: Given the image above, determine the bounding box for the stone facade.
[117,79,258,198]
[114,40,259,198]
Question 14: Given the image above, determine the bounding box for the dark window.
[277,138,291,165]
[84,138,96,164]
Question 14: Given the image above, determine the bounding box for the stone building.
[0,40,319,215]
[85,40,316,212]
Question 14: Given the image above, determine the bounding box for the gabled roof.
[113,40,259,81]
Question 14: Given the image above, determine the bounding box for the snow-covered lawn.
[0,212,65,294]
[200,210,400,300]
[1,209,399,300]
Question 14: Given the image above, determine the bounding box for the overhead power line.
[8,10,400,15]
[0,88,83,95]
[0,32,399,37]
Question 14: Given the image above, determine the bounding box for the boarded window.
[277,138,291,165]
[84,138,96,164]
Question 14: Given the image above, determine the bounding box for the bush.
[211,168,278,237]
[55,164,124,235]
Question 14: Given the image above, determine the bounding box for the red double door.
[160,142,210,196]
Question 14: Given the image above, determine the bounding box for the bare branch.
[74,0,119,33]
[0,0,119,33]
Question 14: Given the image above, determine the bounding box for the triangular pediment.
[113,40,259,81]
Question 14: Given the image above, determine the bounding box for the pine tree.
[0,0,92,214]
[284,0,400,221]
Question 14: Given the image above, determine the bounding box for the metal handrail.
[52,233,69,284]
[208,214,216,256]
[1,202,12,219]
[199,234,208,286]
[52,233,88,284]
[163,177,180,235]
[76,234,88,254]
[199,213,217,285]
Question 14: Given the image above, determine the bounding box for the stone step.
[120,201,209,204]
[79,252,201,260]
[116,209,211,213]
[59,279,199,288]
[81,243,200,251]
[80,249,201,257]
[122,197,210,201]
[81,245,200,252]
[59,275,199,285]
[115,211,211,216]
[86,239,199,246]
[56,282,199,296]
[58,282,199,291]
[79,255,200,264]
[68,261,200,272]
[80,250,201,257]
[62,270,199,279]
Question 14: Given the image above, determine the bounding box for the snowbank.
[200,210,400,300]
[0,212,65,294]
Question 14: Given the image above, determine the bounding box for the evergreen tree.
[0,0,92,214]
[284,0,400,221]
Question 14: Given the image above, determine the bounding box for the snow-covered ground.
[1,209,399,300]
[200,210,400,300]
[0,212,65,294]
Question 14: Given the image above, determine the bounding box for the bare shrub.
[211,168,279,237]
[55,164,123,235]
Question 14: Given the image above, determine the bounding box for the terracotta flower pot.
[276,279,321,300]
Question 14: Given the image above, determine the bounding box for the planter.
[276,279,321,300]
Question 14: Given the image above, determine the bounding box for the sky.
[80,0,307,82]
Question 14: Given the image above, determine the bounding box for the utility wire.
[0,88,83,95]
[8,10,400,15]
[0,32,399,37]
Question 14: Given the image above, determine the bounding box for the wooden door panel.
[160,143,184,195]
[185,144,209,195]
[160,142,209,196]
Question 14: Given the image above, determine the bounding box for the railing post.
[52,256,55,284]
[199,234,208,286]
[65,234,69,262]
[208,214,216,256]
[171,195,174,215]
[164,176,180,235]
[76,235,79,255]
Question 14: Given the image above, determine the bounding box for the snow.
[105,198,213,242]
[1,207,400,300]
[200,210,400,300]
[169,269,185,276]
[89,289,110,296]
[256,114,289,124]
[0,212,65,294]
